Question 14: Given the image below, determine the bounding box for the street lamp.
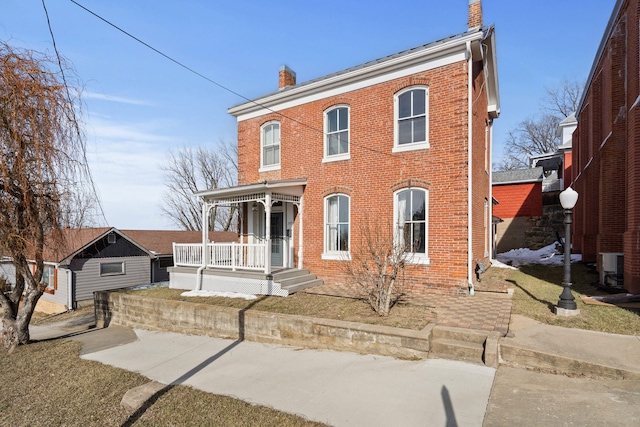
[556,186,579,316]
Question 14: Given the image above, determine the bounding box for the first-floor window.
[100,261,125,276]
[325,194,349,255]
[42,264,56,292]
[395,188,428,261]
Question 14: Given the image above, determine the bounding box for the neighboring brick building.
[572,0,639,293]
[170,1,500,296]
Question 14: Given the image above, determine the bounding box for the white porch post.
[265,192,272,275]
[196,200,210,291]
[297,193,303,269]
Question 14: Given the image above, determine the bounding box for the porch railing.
[173,242,266,271]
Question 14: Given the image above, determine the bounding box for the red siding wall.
[493,183,543,219]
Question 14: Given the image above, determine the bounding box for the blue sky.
[1,0,614,230]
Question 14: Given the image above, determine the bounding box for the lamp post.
[556,186,579,315]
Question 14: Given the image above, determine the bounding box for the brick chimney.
[468,0,483,30]
[279,65,296,89]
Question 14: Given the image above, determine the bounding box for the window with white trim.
[260,121,280,170]
[42,264,56,293]
[324,106,349,161]
[323,194,350,259]
[100,261,125,276]
[394,86,429,152]
[395,188,429,263]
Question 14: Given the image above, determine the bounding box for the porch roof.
[195,178,307,203]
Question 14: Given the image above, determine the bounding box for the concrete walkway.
[27,309,640,426]
[501,315,640,379]
[79,328,495,427]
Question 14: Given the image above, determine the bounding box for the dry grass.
[483,262,640,336]
[123,287,434,330]
[0,339,328,426]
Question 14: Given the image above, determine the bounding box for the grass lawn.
[0,338,328,427]
[483,262,640,336]
[122,287,434,330]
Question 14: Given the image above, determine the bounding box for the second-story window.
[394,86,429,152]
[261,121,280,169]
[324,106,349,161]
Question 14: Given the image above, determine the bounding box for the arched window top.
[394,187,429,264]
[323,105,350,162]
[394,86,429,152]
[323,193,350,259]
[260,121,280,170]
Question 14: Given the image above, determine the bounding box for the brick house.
[572,0,640,293]
[169,0,500,296]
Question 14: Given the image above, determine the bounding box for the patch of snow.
[490,259,517,270]
[127,281,169,290]
[181,290,258,300]
[496,242,582,267]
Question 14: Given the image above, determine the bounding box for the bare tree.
[342,221,410,316]
[499,114,562,170]
[497,78,582,171]
[0,42,97,350]
[159,142,237,231]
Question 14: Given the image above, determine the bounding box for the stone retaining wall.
[94,291,432,359]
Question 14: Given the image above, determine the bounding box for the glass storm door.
[270,212,284,267]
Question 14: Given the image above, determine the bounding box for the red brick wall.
[573,0,640,293]
[470,59,491,269]
[492,183,543,219]
[237,59,492,294]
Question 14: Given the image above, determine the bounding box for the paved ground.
[26,298,640,426]
[79,328,495,427]
[485,367,640,427]
[306,282,513,335]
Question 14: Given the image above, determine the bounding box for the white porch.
[169,178,322,296]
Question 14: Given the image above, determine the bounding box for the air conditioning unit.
[599,252,624,288]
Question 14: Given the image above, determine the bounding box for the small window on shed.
[107,233,116,244]
[100,262,125,276]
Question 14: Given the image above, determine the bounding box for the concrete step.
[428,326,501,367]
[283,279,324,294]
[499,342,640,380]
[277,272,315,286]
[431,326,488,344]
[272,269,311,281]
[430,338,485,365]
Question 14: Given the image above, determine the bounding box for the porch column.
[202,201,209,266]
[298,194,303,269]
[265,192,272,275]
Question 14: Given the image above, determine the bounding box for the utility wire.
[68,0,487,182]
[41,0,109,226]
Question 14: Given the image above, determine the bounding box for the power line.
[68,0,484,181]
[41,0,109,227]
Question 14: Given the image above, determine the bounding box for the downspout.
[488,120,494,261]
[196,200,208,291]
[297,193,304,269]
[467,40,475,296]
[66,267,73,310]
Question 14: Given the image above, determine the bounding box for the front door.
[270,212,284,267]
